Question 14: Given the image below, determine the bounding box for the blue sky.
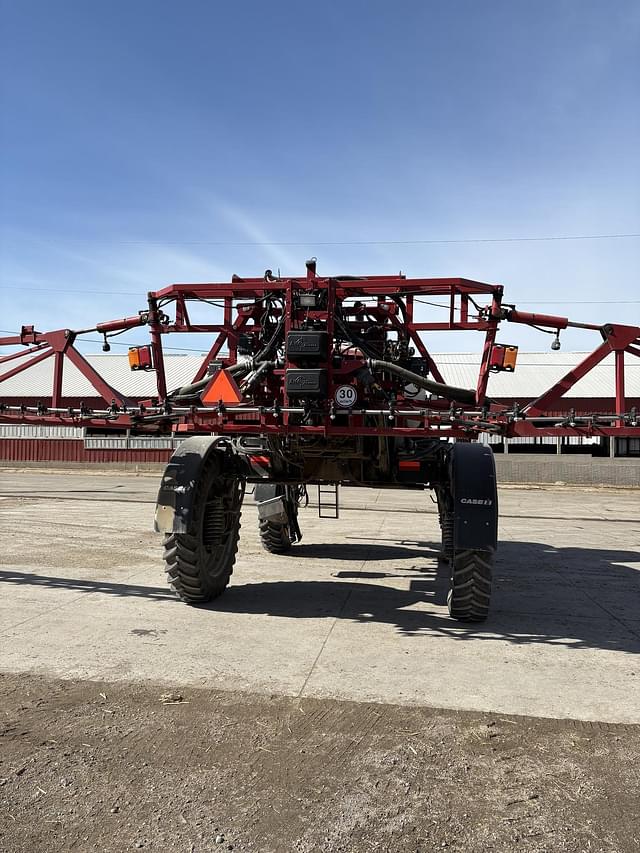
[1,0,639,354]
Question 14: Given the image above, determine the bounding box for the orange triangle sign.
[201,369,244,406]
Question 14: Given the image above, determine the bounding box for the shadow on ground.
[1,538,639,651]
[291,541,442,561]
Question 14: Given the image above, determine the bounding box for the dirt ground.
[1,672,639,853]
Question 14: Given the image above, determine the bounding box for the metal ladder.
[317,483,339,519]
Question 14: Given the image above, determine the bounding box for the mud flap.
[449,442,498,552]
[154,436,243,534]
[254,483,302,542]
[256,495,288,524]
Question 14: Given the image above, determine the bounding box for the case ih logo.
[460,498,493,505]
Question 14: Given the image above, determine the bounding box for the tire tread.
[447,549,493,622]
[258,519,292,554]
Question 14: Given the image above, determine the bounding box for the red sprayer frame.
[1,265,639,440]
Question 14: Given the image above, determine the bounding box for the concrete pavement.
[0,470,639,722]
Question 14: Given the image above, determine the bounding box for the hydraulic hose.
[240,359,275,392]
[334,316,377,359]
[368,359,478,405]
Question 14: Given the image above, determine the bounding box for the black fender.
[154,436,245,534]
[449,442,498,552]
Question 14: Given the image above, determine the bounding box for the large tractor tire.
[163,451,244,605]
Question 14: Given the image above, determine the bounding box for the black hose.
[334,316,378,359]
[254,314,285,362]
[241,359,274,392]
[368,359,478,404]
[390,295,408,324]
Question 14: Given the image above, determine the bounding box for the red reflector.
[201,369,243,406]
[249,455,270,467]
[398,460,421,470]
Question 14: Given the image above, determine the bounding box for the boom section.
[0,262,639,440]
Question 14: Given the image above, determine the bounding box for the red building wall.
[0,439,172,464]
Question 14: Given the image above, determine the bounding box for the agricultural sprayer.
[2,260,638,620]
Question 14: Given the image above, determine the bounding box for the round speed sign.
[334,385,357,408]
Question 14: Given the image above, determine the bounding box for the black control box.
[285,368,328,398]
[286,330,329,359]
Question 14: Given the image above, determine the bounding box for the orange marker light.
[201,369,244,406]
